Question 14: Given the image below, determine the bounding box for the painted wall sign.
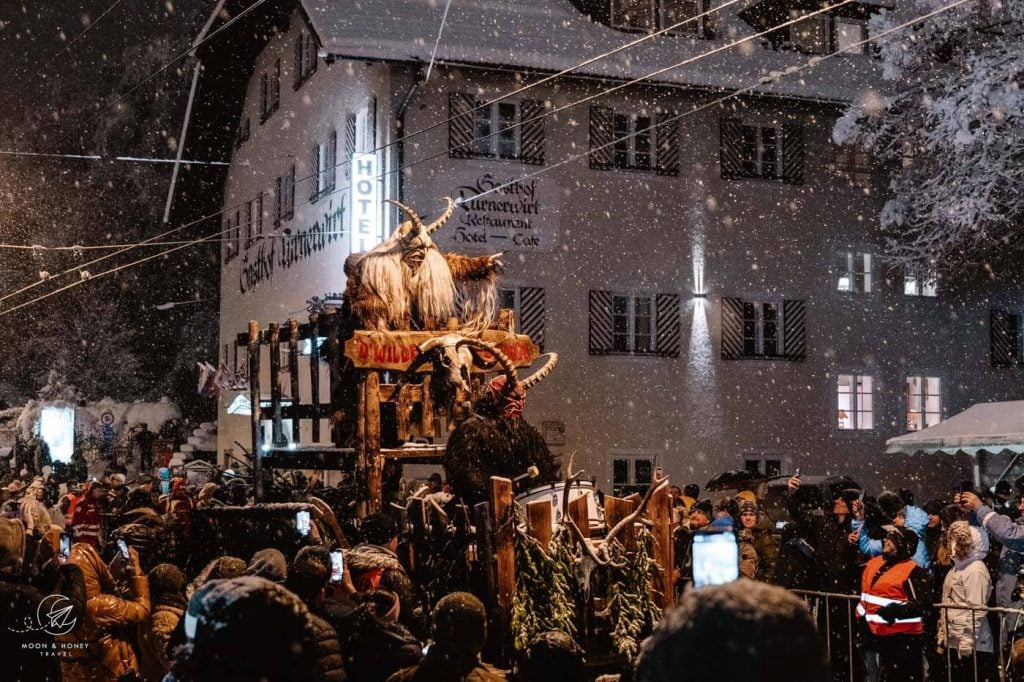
[441,173,557,252]
[238,204,346,294]
[350,152,381,253]
[344,330,539,371]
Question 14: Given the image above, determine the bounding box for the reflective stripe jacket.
[857,556,924,636]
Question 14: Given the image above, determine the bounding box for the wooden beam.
[269,323,283,447]
[309,315,321,441]
[365,371,382,514]
[568,495,590,539]
[649,484,674,608]
[288,319,301,444]
[419,375,435,437]
[343,329,539,371]
[248,320,264,501]
[526,500,552,552]
[490,476,515,666]
[604,496,637,551]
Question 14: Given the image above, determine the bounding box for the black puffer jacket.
[342,605,423,682]
[310,612,348,681]
[346,544,426,638]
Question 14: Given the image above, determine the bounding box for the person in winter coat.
[774,522,818,590]
[137,563,187,682]
[185,555,247,598]
[165,575,321,682]
[58,541,151,681]
[853,490,931,569]
[635,580,828,682]
[348,514,426,638]
[344,589,424,682]
[738,499,778,582]
[285,547,349,681]
[958,490,1024,608]
[387,592,506,681]
[70,480,109,549]
[246,547,288,583]
[856,526,932,682]
[938,521,997,681]
[20,477,52,536]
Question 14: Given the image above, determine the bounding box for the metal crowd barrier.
[792,589,1024,682]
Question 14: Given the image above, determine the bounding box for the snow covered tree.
[833,0,1024,274]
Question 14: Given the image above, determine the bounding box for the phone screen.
[59,534,71,559]
[117,539,130,560]
[692,531,739,588]
[296,510,311,537]
[330,550,344,583]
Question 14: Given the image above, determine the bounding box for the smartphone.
[794,468,801,478]
[296,510,311,537]
[330,550,344,583]
[117,539,130,560]
[59,533,71,560]
[691,530,739,588]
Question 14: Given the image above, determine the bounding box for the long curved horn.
[520,352,558,391]
[454,338,518,385]
[424,197,455,235]
[386,199,424,237]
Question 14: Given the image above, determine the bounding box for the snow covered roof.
[302,0,882,102]
[886,401,1024,456]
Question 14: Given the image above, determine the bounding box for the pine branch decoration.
[599,525,663,660]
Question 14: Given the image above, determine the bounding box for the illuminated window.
[837,251,873,293]
[835,18,868,54]
[832,144,872,187]
[904,272,938,297]
[789,10,830,54]
[906,376,941,431]
[39,406,75,464]
[837,373,873,430]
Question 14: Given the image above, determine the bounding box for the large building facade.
[184,0,1024,497]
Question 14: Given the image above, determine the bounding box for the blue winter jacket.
[852,504,931,569]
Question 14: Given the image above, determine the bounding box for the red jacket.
[71,496,103,548]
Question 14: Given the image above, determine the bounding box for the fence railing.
[792,589,1024,682]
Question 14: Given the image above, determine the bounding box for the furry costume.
[343,198,501,331]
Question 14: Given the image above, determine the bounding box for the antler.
[520,353,559,391]
[387,335,459,400]
[454,337,518,386]
[424,197,455,235]
[602,472,670,552]
[386,199,424,238]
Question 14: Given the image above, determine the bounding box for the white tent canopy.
[886,400,1024,456]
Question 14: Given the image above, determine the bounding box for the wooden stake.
[365,371,381,514]
[269,323,283,447]
[648,484,674,608]
[604,496,637,552]
[309,315,321,442]
[248,321,264,501]
[526,500,552,552]
[288,319,300,444]
[490,476,515,666]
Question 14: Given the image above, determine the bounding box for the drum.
[515,481,602,531]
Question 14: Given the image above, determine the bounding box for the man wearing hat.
[854,490,931,569]
[856,525,932,682]
[738,498,777,582]
[70,479,108,548]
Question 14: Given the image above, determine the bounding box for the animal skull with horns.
[343,197,504,332]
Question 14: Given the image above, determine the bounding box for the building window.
[834,17,868,54]
[260,59,281,123]
[721,298,805,361]
[739,301,781,358]
[310,131,337,202]
[743,455,785,477]
[612,294,655,353]
[223,212,238,262]
[293,31,317,89]
[788,10,830,53]
[904,271,938,297]
[450,94,545,164]
[837,373,874,430]
[473,102,520,159]
[831,144,872,187]
[662,0,708,34]
[610,113,654,170]
[612,455,654,496]
[740,125,781,179]
[611,0,654,30]
[906,376,941,431]
[245,194,263,249]
[274,166,295,226]
[495,286,546,350]
[837,251,873,293]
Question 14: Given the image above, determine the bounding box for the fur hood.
[346,543,405,573]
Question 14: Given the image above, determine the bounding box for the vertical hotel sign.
[350,152,380,252]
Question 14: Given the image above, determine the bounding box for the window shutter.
[655,293,681,357]
[294,35,304,89]
[721,297,744,360]
[655,113,680,176]
[991,309,1019,367]
[306,33,318,77]
[589,290,614,355]
[274,177,282,226]
[781,123,805,185]
[589,106,615,170]
[448,92,475,159]
[344,113,357,180]
[286,166,295,219]
[520,99,546,166]
[326,130,337,192]
[719,117,743,179]
[782,299,807,361]
[271,60,281,110]
[310,144,321,202]
[254,193,263,238]
[519,287,546,351]
[260,74,268,120]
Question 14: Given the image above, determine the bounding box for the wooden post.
[419,375,435,437]
[396,384,412,442]
[288,319,300,444]
[568,495,590,538]
[309,315,321,442]
[365,371,382,514]
[248,321,264,501]
[269,323,283,447]
[604,496,637,551]
[526,500,552,552]
[356,378,367,517]
[324,313,342,446]
[490,476,515,666]
[649,484,674,608]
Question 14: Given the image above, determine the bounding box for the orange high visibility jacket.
[856,556,924,636]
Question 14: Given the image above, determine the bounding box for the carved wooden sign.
[344,330,539,371]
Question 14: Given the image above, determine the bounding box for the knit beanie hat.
[883,525,918,562]
[738,500,758,515]
[691,499,713,518]
[877,491,906,521]
[245,548,288,583]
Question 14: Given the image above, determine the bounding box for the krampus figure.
[343,197,503,331]
[443,340,560,505]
